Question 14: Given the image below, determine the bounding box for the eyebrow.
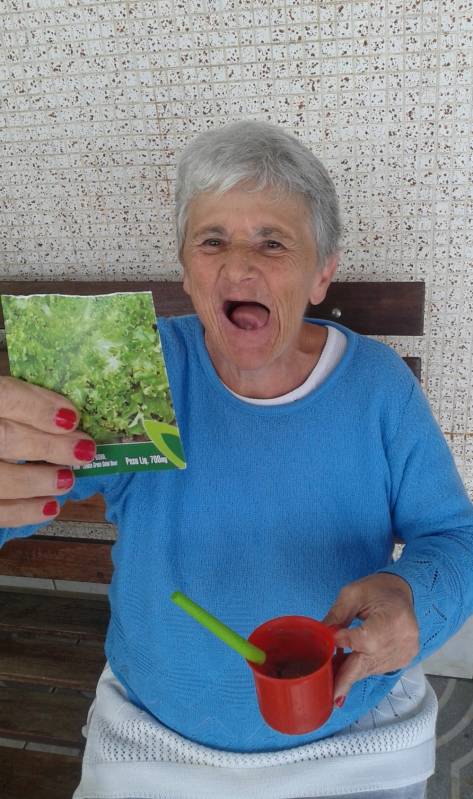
[257,226,291,238]
[191,225,294,240]
[191,226,227,240]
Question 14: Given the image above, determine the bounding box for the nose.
[221,243,255,283]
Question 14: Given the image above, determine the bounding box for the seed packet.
[1,292,186,476]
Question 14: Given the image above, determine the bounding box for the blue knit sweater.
[2,316,473,752]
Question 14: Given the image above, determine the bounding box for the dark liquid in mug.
[265,657,323,679]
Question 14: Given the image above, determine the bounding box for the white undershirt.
[228,325,347,404]
[73,326,436,799]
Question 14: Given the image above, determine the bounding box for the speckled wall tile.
[0,0,472,491]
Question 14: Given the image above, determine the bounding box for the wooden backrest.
[0,279,425,583]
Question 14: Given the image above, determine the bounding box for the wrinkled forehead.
[185,184,314,239]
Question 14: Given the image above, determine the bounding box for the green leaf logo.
[143,420,186,470]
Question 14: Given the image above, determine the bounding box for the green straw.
[171,591,266,665]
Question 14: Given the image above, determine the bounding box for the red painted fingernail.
[54,408,77,430]
[43,500,59,517]
[73,440,96,462]
[57,469,74,490]
[334,695,346,708]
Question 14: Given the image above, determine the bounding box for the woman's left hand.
[322,573,420,707]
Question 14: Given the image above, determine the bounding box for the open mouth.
[223,300,270,331]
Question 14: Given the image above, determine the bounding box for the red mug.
[247,615,345,735]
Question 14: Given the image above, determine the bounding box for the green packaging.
[1,291,186,476]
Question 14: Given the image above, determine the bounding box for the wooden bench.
[0,279,424,799]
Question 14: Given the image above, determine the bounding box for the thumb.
[322,588,359,630]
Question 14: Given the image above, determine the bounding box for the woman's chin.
[208,316,278,373]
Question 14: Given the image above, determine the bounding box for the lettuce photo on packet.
[1,291,185,475]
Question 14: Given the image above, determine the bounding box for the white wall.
[1,0,472,493]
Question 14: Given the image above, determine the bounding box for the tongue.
[230,303,269,330]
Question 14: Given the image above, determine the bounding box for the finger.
[333,651,375,702]
[0,419,96,466]
[322,587,360,629]
[0,497,62,527]
[333,622,374,653]
[0,461,75,499]
[0,377,79,433]
[334,613,418,665]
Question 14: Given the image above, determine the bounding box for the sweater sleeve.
[379,377,473,660]
[0,474,123,548]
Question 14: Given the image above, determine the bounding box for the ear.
[182,268,191,296]
[308,253,338,307]
[180,248,192,296]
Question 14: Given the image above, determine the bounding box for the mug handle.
[329,624,349,674]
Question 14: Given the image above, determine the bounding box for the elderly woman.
[1,120,472,799]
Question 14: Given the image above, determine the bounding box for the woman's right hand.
[0,377,97,527]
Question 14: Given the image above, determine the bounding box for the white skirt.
[73,663,437,799]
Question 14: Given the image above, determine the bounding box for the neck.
[208,324,328,399]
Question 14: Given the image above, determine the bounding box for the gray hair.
[175,120,342,267]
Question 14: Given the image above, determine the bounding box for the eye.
[202,238,222,247]
[264,240,283,250]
